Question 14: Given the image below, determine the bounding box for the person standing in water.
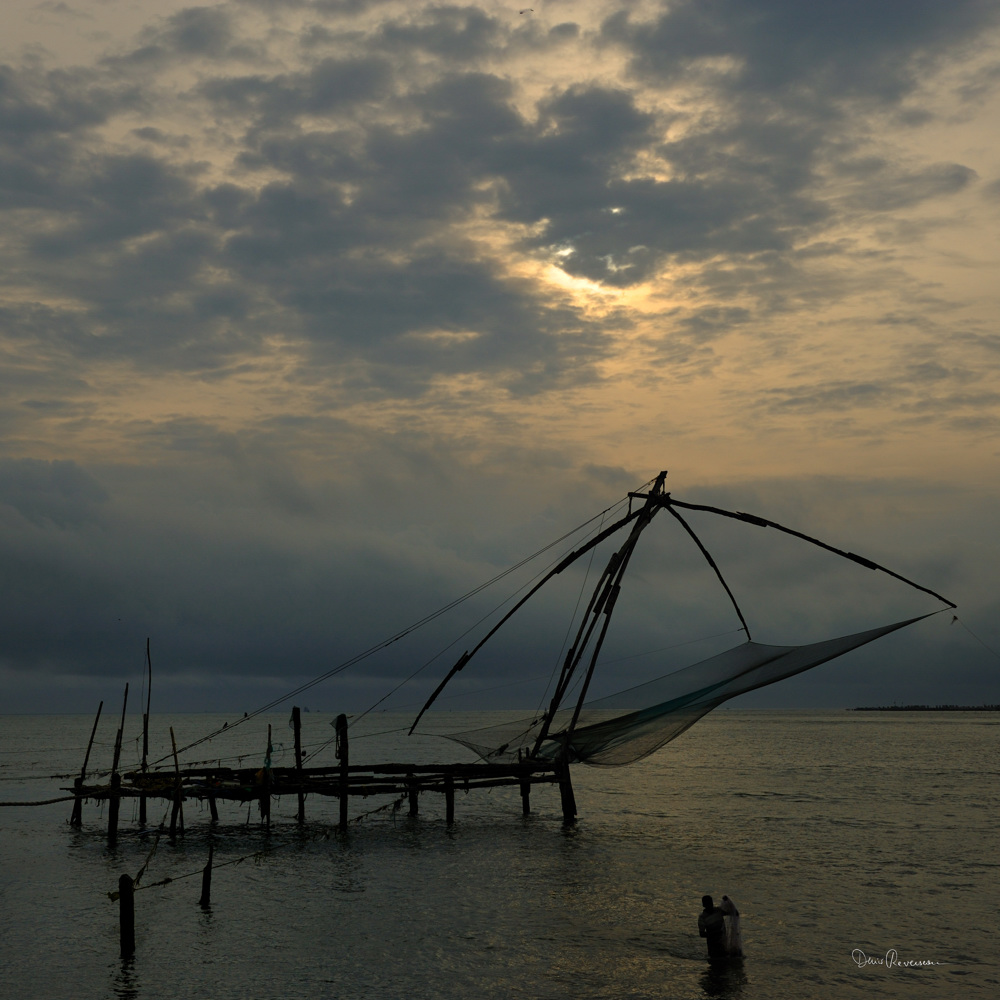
[719,894,743,957]
[698,895,727,960]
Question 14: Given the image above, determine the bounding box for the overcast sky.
[2,0,999,719]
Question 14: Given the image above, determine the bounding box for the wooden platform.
[66,708,579,841]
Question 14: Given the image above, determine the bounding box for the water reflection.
[112,957,140,999]
[700,957,748,997]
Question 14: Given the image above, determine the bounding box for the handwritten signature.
[852,949,945,970]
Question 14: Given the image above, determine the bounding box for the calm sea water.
[0,710,995,1000]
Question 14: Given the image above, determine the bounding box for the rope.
[108,795,411,900]
[951,615,1000,660]
[159,496,633,767]
[0,795,78,807]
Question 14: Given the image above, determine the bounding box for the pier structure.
[67,710,576,841]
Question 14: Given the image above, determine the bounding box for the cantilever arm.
[408,506,644,734]
[664,499,957,609]
[664,504,753,640]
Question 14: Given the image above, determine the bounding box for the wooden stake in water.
[557,762,577,825]
[199,841,214,909]
[336,714,349,831]
[71,700,103,827]
[445,773,455,826]
[259,725,272,830]
[139,639,152,826]
[169,726,184,839]
[108,684,129,848]
[292,706,305,825]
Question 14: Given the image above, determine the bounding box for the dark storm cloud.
[199,56,393,121]
[29,153,201,255]
[0,458,107,527]
[375,5,502,61]
[0,26,620,388]
[154,6,235,57]
[198,67,617,388]
[836,160,978,212]
[528,0,999,291]
[116,5,262,66]
[1,0,998,712]
[0,449,647,702]
[0,61,144,213]
[603,0,997,102]
[3,0,988,392]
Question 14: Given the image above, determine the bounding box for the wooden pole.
[445,773,455,825]
[108,772,122,848]
[520,769,531,816]
[119,874,135,958]
[292,706,305,825]
[557,762,577,825]
[108,684,129,848]
[71,700,103,827]
[336,714,349,832]
[169,726,183,839]
[260,725,272,830]
[139,639,152,826]
[199,841,214,909]
[408,773,419,817]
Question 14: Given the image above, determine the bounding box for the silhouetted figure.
[720,894,743,957]
[698,894,727,960]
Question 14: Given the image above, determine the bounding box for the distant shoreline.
[851,704,1000,712]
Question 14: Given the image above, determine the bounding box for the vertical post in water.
[557,762,577,825]
[169,726,184,839]
[445,773,455,826]
[520,767,531,817]
[119,874,135,958]
[199,840,214,909]
[335,714,349,832]
[108,685,129,848]
[139,639,152,827]
[72,700,103,827]
[260,724,272,830]
[408,773,419,817]
[292,706,305,825]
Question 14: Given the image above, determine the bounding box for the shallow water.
[1,710,995,999]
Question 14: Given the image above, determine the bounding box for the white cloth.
[719,895,743,957]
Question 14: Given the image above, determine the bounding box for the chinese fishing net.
[442,615,930,766]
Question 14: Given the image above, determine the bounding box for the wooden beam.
[71,700,103,828]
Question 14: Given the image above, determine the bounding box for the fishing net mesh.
[443,616,928,766]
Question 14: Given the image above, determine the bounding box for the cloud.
[0,0,998,712]
[0,458,107,527]
[603,0,999,104]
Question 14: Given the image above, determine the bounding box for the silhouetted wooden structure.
[67,710,573,842]
[68,472,956,845]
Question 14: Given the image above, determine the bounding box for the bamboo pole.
[260,725,272,830]
[292,706,304,825]
[336,714,349,831]
[108,685,129,848]
[139,639,152,826]
[71,700,103,827]
[444,773,455,825]
[557,762,577,825]
[407,773,419,817]
[199,841,214,909]
[169,727,183,839]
